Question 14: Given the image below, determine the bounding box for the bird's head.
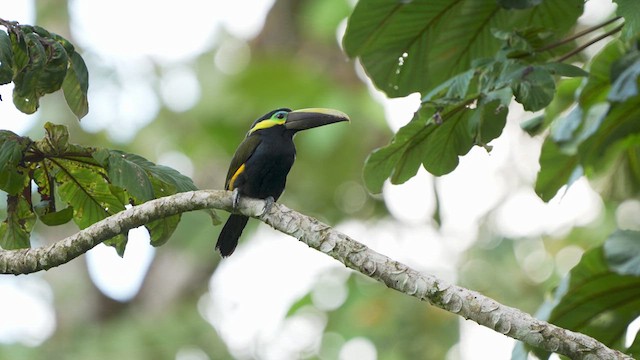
[247,108,349,136]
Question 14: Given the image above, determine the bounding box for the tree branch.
[0,190,632,359]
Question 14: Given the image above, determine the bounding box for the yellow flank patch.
[228,164,245,190]
[249,119,285,135]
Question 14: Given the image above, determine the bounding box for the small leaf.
[62,51,89,120]
[511,66,556,111]
[146,214,181,247]
[104,234,128,257]
[0,130,30,195]
[41,122,70,154]
[0,30,13,85]
[535,139,581,202]
[0,195,36,249]
[543,62,588,78]
[37,205,74,226]
[604,230,640,276]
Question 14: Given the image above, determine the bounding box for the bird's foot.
[232,188,240,211]
[262,196,275,216]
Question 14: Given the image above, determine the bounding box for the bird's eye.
[275,112,286,119]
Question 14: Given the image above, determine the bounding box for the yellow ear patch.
[248,119,286,135]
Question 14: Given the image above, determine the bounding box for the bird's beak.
[285,108,350,131]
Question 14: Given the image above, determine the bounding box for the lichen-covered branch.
[0,190,632,359]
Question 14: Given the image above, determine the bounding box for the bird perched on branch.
[216,108,349,256]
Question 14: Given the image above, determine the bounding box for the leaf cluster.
[0,123,216,255]
[0,18,88,119]
[344,0,590,193]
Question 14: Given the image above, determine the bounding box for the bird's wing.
[225,135,261,190]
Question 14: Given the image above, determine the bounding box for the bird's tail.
[216,214,249,257]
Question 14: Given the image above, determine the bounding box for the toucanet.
[216,108,349,256]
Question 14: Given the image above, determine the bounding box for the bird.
[216,107,350,256]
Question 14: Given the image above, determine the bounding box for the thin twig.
[556,23,624,62]
[536,16,623,53]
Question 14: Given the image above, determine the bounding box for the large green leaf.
[0,195,36,249]
[105,151,155,203]
[343,0,583,97]
[52,160,126,229]
[62,51,89,120]
[536,247,640,357]
[615,0,640,41]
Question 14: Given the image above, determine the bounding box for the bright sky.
[0,0,626,359]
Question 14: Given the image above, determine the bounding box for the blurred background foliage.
[1,0,638,359]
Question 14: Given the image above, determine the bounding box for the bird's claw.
[262,196,275,216]
[232,188,240,211]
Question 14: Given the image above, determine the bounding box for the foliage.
[0,122,216,255]
[343,0,640,357]
[0,19,88,119]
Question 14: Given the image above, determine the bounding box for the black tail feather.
[216,215,249,257]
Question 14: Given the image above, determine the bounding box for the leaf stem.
[555,23,624,62]
[536,16,623,53]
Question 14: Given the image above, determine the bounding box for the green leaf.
[41,122,70,154]
[146,215,181,247]
[581,97,640,166]
[615,0,640,41]
[540,77,582,133]
[511,66,555,111]
[0,130,30,195]
[469,99,508,146]
[53,160,126,230]
[37,40,68,95]
[543,62,589,78]
[12,33,47,114]
[608,51,640,103]
[579,40,625,108]
[62,51,89,120]
[106,151,155,203]
[343,0,582,97]
[497,0,542,10]
[9,29,29,73]
[104,234,128,257]
[36,205,74,226]
[604,230,640,276]
[363,115,429,193]
[543,247,640,354]
[535,138,580,202]
[0,30,13,85]
[0,195,36,249]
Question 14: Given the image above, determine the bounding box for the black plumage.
[216,108,348,256]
